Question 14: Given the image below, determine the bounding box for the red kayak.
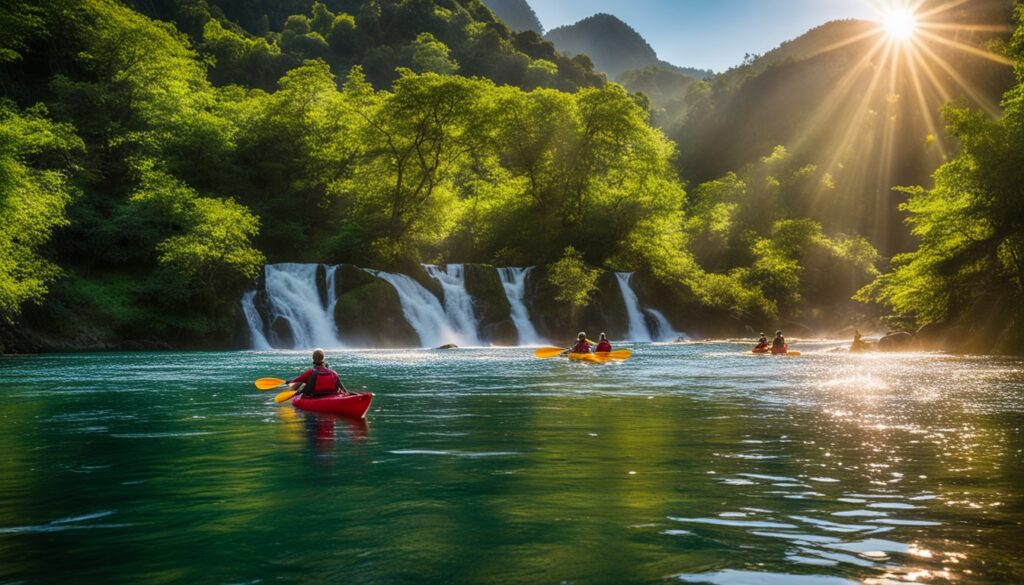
[770,344,788,355]
[292,392,374,419]
[752,346,769,354]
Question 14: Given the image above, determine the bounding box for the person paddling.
[288,348,350,397]
[754,332,768,350]
[771,330,787,354]
[595,333,612,353]
[571,332,592,354]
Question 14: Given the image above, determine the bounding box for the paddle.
[595,349,632,360]
[534,347,570,359]
[275,388,299,403]
[255,377,287,390]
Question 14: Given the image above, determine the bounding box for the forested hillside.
[479,0,542,33]
[1,0,1022,353]
[545,13,712,80]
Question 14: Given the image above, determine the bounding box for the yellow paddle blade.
[595,349,632,360]
[255,377,287,390]
[274,389,298,403]
[534,347,569,359]
[786,351,802,357]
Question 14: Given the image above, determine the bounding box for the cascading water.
[497,267,544,345]
[615,272,653,342]
[423,264,482,346]
[240,290,271,350]
[368,270,461,348]
[261,263,343,349]
[644,308,683,342]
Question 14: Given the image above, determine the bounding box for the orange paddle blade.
[274,389,298,403]
[534,347,569,359]
[255,377,287,390]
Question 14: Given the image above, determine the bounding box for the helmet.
[775,330,782,336]
[600,333,607,340]
[578,332,587,340]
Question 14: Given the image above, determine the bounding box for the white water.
[240,290,271,350]
[645,308,683,342]
[262,263,343,349]
[423,264,482,346]
[615,272,653,342]
[497,267,544,345]
[369,270,461,348]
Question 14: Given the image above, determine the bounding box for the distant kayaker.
[288,348,350,397]
[595,333,612,353]
[754,332,768,350]
[771,330,787,354]
[571,332,592,354]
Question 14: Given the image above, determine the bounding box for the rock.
[270,316,296,348]
[878,331,914,351]
[333,276,419,347]
[436,343,458,349]
[527,266,630,343]
[462,264,515,345]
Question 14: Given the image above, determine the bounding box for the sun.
[884,8,917,40]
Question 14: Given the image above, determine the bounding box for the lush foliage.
[0,103,82,322]
[0,0,906,348]
[548,247,600,308]
[858,5,1024,347]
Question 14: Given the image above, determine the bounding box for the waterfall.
[368,270,461,348]
[423,264,482,346]
[615,272,653,342]
[262,263,343,349]
[240,290,271,350]
[644,308,682,342]
[497,267,544,345]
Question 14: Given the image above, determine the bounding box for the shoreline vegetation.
[1,0,1023,355]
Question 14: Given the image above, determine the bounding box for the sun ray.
[803,28,881,61]
[785,35,891,157]
[907,41,953,103]
[903,42,949,159]
[911,35,1002,116]
[916,28,1015,66]
[917,23,1015,34]
[914,0,971,21]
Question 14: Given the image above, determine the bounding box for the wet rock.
[436,343,458,349]
[333,276,419,347]
[878,331,914,351]
[462,264,515,345]
[270,316,296,348]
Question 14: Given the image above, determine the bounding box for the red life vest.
[571,340,592,353]
[596,340,612,352]
[297,366,341,394]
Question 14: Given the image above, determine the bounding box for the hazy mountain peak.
[478,0,544,34]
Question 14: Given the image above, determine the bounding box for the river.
[1,342,1022,584]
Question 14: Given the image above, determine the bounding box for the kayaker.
[570,332,592,353]
[754,332,768,350]
[771,330,787,354]
[595,333,612,352]
[289,348,350,397]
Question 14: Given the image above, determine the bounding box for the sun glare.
[885,8,917,40]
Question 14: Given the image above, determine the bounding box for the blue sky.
[531,0,878,72]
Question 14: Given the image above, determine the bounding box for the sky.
[531,0,879,72]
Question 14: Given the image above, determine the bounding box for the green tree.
[0,103,83,321]
[548,246,600,309]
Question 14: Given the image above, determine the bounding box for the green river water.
[1,343,1022,584]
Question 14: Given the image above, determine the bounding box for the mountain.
[545,13,711,79]
[479,0,543,34]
